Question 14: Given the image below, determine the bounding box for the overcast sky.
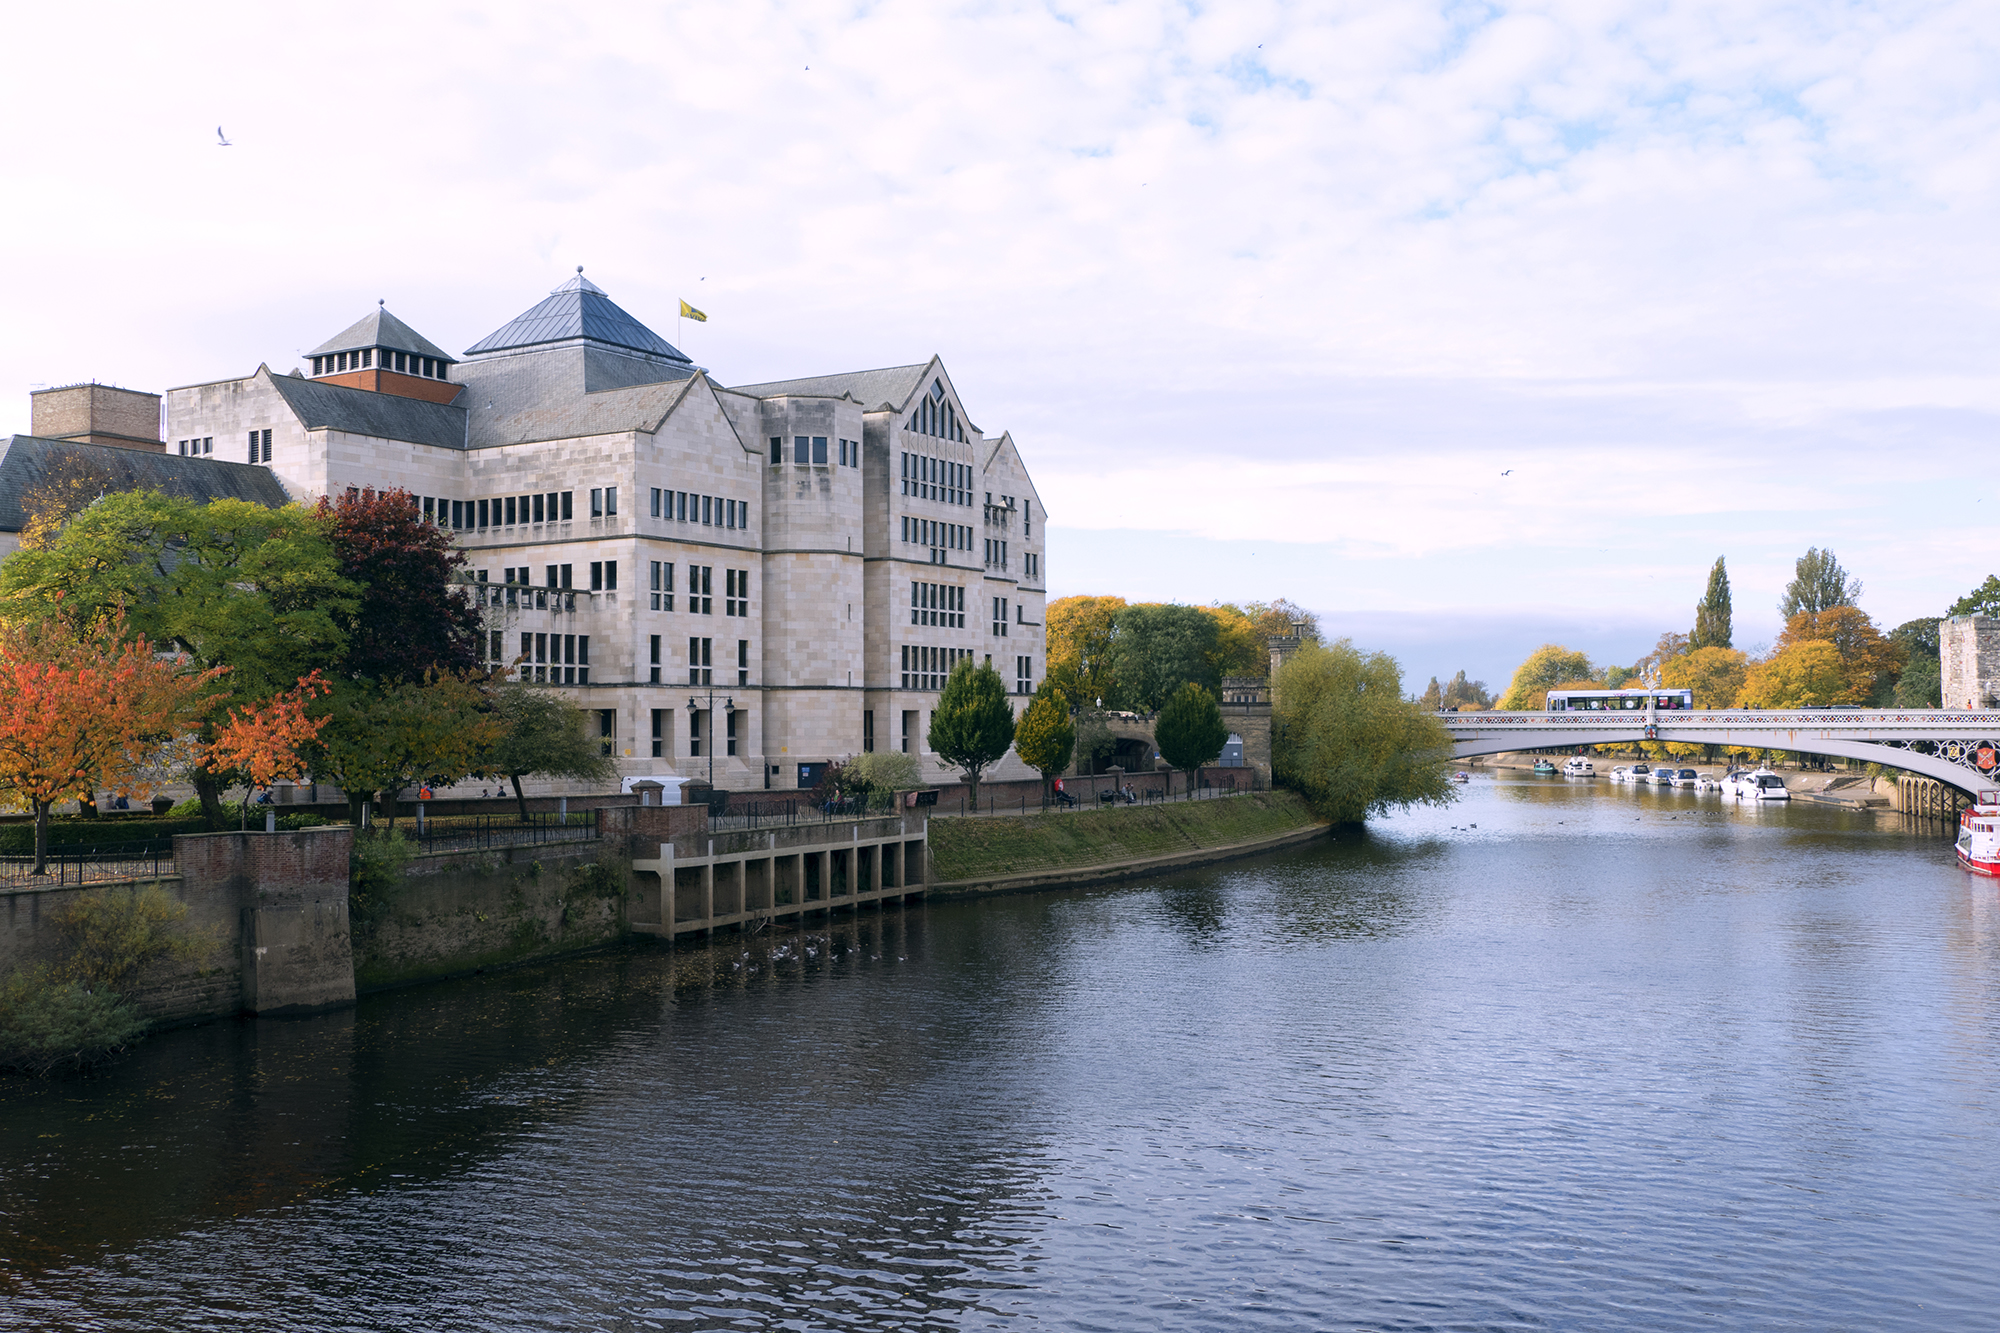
[4,1,1996,690]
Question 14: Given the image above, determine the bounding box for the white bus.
[1546,688,1694,713]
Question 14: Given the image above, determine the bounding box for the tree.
[1947,577,2000,619]
[1889,618,1942,708]
[1604,665,1634,689]
[1273,641,1455,823]
[927,659,1016,807]
[1441,670,1491,709]
[1691,557,1732,649]
[1110,603,1220,712]
[310,673,505,827]
[1045,595,1125,708]
[1012,683,1076,800]
[1779,547,1861,618]
[1737,640,1849,708]
[1419,676,1443,710]
[18,454,120,552]
[486,683,617,821]
[1775,607,1904,704]
[1202,604,1267,680]
[1154,681,1229,794]
[1073,709,1116,775]
[0,610,221,873]
[1660,646,1749,708]
[0,490,355,828]
[846,750,922,801]
[1205,599,1323,681]
[320,487,484,682]
[1497,645,1594,710]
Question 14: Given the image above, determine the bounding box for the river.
[2,777,1997,1330]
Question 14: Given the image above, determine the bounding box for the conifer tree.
[1692,557,1733,649]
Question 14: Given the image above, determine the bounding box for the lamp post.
[686,689,734,790]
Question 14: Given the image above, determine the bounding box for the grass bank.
[928,790,1320,883]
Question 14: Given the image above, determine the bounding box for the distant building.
[1940,615,2000,709]
[29,383,163,452]
[141,272,1047,791]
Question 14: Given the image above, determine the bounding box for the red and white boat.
[1956,791,2000,876]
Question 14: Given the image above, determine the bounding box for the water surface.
[2,778,1996,1330]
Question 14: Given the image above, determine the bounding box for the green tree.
[927,659,1016,808]
[0,491,355,827]
[1947,577,2000,618]
[1441,670,1491,709]
[1273,641,1456,823]
[1889,617,1942,707]
[311,673,504,827]
[1497,645,1594,710]
[1692,556,1732,649]
[847,751,922,802]
[1779,547,1861,618]
[1110,603,1220,712]
[486,683,616,822]
[1012,683,1076,800]
[1073,709,1116,775]
[1154,681,1229,795]
[1419,676,1444,709]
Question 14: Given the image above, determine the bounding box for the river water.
[2,777,1997,1330]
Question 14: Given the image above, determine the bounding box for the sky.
[3,0,1997,692]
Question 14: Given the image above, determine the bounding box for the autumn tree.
[1274,641,1455,823]
[1012,683,1076,800]
[0,490,354,827]
[320,487,484,682]
[1660,646,1749,709]
[485,682,616,821]
[17,453,121,551]
[1045,595,1126,709]
[1202,604,1267,680]
[1110,603,1220,712]
[0,610,220,873]
[1154,681,1229,795]
[1691,557,1732,649]
[1737,640,1850,708]
[1779,547,1861,618]
[1774,607,1904,703]
[310,672,504,827]
[927,659,1016,808]
[1497,645,1594,710]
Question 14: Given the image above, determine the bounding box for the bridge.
[1439,709,2000,796]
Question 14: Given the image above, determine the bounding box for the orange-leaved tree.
[207,672,332,819]
[0,610,220,874]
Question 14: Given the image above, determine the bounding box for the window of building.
[247,428,271,463]
[812,436,828,465]
[591,562,602,591]
[726,709,738,756]
[652,709,668,758]
[737,638,749,687]
[689,708,702,758]
[794,435,810,465]
[901,709,916,754]
[561,491,573,520]
[691,565,712,614]
[701,495,712,525]
[590,488,603,518]
[599,709,616,758]
[725,569,750,617]
[650,487,661,518]
[863,710,874,752]
[503,496,515,526]
[650,560,674,611]
[1017,655,1033,695]
[649,635,661,684]
[770,436,783,465]
[992,597,1009,637]
[689,636,711,685]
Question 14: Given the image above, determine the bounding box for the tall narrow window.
[599,709,615,757]
[725,709,738,757]
[812,436,828,465]
[650,488,661,518]
[770,436,783,464]
[561,491,573,520]
[652,709,667,758]
[737,638,748,687]
[590,488,603,518]
[863,710,874,753]
[649,635,661,684]
[605,486,617,516]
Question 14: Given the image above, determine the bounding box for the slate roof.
[0,436,293,534]
[725,363,933,412]
[309,305,454,362]
[464,272,692,362]
[268,373,466,450]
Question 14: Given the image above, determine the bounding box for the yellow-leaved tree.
[1497,645,1595,710]
[1045,595,1126,709]
[1737,640,1849,707]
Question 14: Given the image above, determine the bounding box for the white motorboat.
[1738,769,1790,801]
[1693,773,1722,792]
[1562,757,1595,777]
[1608,766,1631,783]
[1625,763,1652,784]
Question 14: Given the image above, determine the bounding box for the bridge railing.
[1440,709,2000,731]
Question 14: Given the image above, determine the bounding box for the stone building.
[148,272,1047,792]
[1940,614,2000,710]
[29,383,163,452]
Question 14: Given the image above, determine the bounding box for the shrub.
[350,829,417,923]
[0,969,147,1076]
[276,812,332,831]
[51,883,211,988]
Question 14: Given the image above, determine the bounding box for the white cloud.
[2,0,1996,676]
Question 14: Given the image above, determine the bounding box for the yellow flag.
[679,300,707,322]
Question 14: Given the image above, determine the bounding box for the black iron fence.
[410,810,601,853]
[0,842,176,887]
[709,800,896,832]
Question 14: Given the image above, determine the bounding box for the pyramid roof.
[308,305,454,362]
[464,271,691,362]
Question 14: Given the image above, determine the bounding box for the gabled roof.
[464,271,692,362]
[725,363,932,411]
[0,436,292,533]
[309,305,454,362]
[268,371,466,450]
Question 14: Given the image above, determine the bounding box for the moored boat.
[1957,792,2000,876]
[1532,759,1558,776]
[1738,769,1789,801]
[1562,756,1594,777]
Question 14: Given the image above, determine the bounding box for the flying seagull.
[216,126,232,147]
[1501,469,1513,475]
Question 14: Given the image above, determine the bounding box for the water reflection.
[3,780,1998,1331]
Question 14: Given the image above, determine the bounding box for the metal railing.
[709,800,895,832]
[410,810,601,853]
[0,841,175,887]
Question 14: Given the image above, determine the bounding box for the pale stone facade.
[159,274,1048,793]
[1940,615,2000,710]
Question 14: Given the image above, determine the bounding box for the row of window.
[656,705,741,758]
[643,564,753,615]
[176,436,213,456]
[312,348,448,380]
[672,636,751,688]
[427,492,572,530]
[901,451,972,505]
[909,381,965,442]
[901,644,972,693]
[985,538,1008,570]
[912,582,965,627]
[650,488,748,529]
[904,517,971,554]
[767,435,860,468]
[494,631,590,685]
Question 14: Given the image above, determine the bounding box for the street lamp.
[686,689,734,789]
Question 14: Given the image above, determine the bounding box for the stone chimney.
[1268,620,1308,708]
[30,383,163,452]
